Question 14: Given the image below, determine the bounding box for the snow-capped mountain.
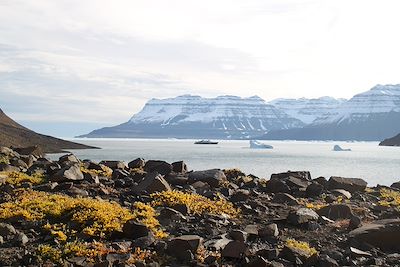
[262,84,400,141]
[268,96,346,124]
[81,95,305,139]
[313,84,400,125]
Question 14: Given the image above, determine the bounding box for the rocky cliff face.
[0,108,96,153]
[82,95,305,139]
[379,133,400,146]
[262,84,400,141]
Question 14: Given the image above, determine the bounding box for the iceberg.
[333,145,351,151]
[250,140,273,149]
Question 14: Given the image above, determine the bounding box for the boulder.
[328,176,367,193]
[0,163,20,172]
[272,193,299,205]
[221,240,247,258]
[317,204,353,220]
[0,223,17,238]
[59,154,80,165]
[271,171,311,181]
[230,189,251,203]
[259,223,279,238]
[390,181,400,190]
[128,158,146,169]
[122,220,151,239]
[306,183,324,197]
[172,161,187,173]
[349,219,400,252]
[13,146,43,157]
[287,208,319,225]
[167,235,203,261]
[264,179,290,193]
[99,160,127,170]
[144,160,173,176]
[331,189,352,199]
[51,164,84,182]
[188,169,227,187]
[229,230,248,242]
[134,172,171,194]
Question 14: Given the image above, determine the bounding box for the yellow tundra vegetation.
[0,171,45,186]
[285,239,318,257]
[150,190,240,217]
[379,188,400,207]
[0,189,166,239]
[80,164,113,177]
[0,155,9,164]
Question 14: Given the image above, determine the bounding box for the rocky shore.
[0,146,400,266]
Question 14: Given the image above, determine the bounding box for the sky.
[1,0,400,137]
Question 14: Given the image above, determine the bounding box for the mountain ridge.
[0,108,97,153]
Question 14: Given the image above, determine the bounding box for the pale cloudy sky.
[1,0,400,136]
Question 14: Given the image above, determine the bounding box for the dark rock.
[14,146,43,157]
[83,172,100,184]
[158,208,186,224]
[272,193,299,205]
[122,220,151,239]
[99,160,127,170]
[165,173,188,186]
[67,187,89,197]
[315,254,339,267]
[134,172,171,194]
[271,171,311,181]
[221,240,247,259]
[328,176,367,193]
[247,256,270,267]
[390,181,400,190]
[287,208,319,225]
[0,163,19,172]
[244,224,259,237]
[167,235,203,261]
[306,183,324,197]
[331,189,352,199]
[59,154,80,165]
[112,169,130,180]
[9,158,28,169]
[229,230,248,242]
[128,158,145,169]
[172,161,187,173]
[230,189,251,203]
[144,160,173,176]
[349,215,362,230]
[264,179,290,193]
[51,164,84,182]
[15,231,29,246]
[188,169,227,187]
[317,204,353,220]
[258,223,279,238]
[0,223,17,238]
[349,219,400,252]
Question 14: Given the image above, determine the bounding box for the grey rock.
[134,172,171,194]
[317,204,353,220]
[328,176,367,193]
[287,208,319,225]
[272,193,299,205]
[188,169,227,187]
[221,240,247,258]
[51,164,84,182]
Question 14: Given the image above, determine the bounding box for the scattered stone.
[229,230,248,242]
[287,208,319,225]
[221,240,247,258]
[258,223,279,238]
[306,183,324,197]
[100,161,127,170]
[172,161,187,173]
[167,235,203,261]
[122,220,151,239]
[317,204,353,220]
[272,193,299,205]
[51,164,84,182]
[134,172,171,194]
[128,158,146,169]
[144,160,173,176]
[331,189,352,199]
[328,176,367,193]
[349,219,400,252]
[188,169,227,187]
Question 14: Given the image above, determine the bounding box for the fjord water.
[50,139,400,186]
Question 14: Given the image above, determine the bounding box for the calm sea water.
[48,139,400,186]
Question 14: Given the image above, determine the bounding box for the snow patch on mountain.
[268,96,346,124]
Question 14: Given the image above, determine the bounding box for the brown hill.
[0,108,97,153]
[379,133,400,147]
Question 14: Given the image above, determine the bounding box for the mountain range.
[0,108,95,153]
[81,84,400,141]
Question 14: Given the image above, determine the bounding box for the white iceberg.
[333,145,351,151]
[250,140,273,149]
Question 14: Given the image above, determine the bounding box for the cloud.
[1,0,400,136]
